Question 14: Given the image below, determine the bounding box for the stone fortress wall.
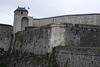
[33,14,100,27]
[14,24,100,54]
[1,7,100,67]
[1,18,100,67]
[0,24,12,51]
[6,24,100,67]
[54,47,100,67]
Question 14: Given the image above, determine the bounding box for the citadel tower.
[13,7,29,33]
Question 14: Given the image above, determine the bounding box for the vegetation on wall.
[54,46,100,49]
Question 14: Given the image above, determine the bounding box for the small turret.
[13,7,29,33]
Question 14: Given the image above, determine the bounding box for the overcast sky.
[0,0,100,25]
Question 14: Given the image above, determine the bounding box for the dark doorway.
[21,17,29,30]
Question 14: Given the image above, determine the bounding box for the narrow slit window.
[21,12,23,14]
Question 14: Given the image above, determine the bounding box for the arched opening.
[21,17,29,30]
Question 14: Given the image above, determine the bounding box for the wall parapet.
[54,46,100,56]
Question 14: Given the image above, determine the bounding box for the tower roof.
[14,7,28,13]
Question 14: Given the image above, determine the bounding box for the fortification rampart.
[6,46,100,67]
[0,24,12,51]
[15,26,51,54]
[64,23,100,47]
[13,23,100,54]
[1,7,100,67]
[53,47,100,67]
[33,14,100,27]
[0,23,100,67]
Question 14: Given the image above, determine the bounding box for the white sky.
[0,0,100,25]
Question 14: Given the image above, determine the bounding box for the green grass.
[75,24,99,27]
[54,46,100,50]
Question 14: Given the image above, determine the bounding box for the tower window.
[21,12,23,14]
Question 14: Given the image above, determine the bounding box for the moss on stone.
[75,24,99,27]
[54,46,100,49]
[0,48,4,52]
[0,62,8,67]
[63,22,73,25]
